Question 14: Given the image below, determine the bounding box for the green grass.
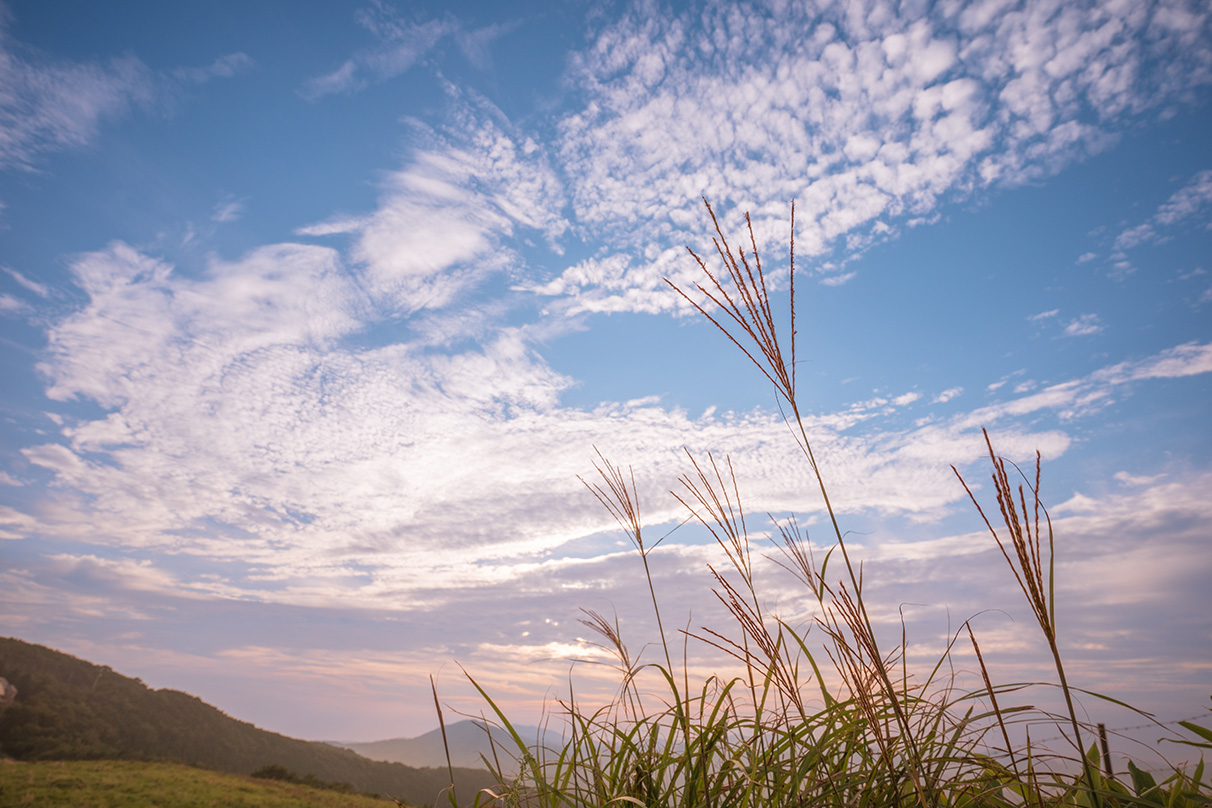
[0,758,403,808]
[436,201,1212,808]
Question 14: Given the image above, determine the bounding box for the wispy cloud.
[1092,339,1212,382]
[170,52,255,84]
[302,59,361,99]
[0,12,251,174]
[0,291,27,314]
[351,91,566,313]
[1114,169,1212,250]
[211,196,248,223]
[2,265,50,296]
[300,3,507,100]
[1155,169,1212,226]
[1063,313,1104,336]
[295,216,371,237]
[0,35,154,172]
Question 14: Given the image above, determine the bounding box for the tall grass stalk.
[435,201,1209,808]
[670,200,934,806]
[953,431,1102,808]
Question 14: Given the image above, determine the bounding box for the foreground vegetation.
[0,758,395,808]
[441,202,1212,807]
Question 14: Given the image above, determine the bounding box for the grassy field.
[0,759,401,808]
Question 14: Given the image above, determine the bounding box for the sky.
[1,0,1211,763]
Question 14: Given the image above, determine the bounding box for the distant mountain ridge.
[0,637,498,807]
[338,719,561,776]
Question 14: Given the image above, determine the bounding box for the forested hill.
[0,637,498,806]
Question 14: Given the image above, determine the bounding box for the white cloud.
[1115,222,1157,250]
[0,17,252,174]
[1114,169,1212,250]
[1027,308,1059,321]
[352,100,567,313]
[20,220,1211,611]
[45,553,201,597]
[211,196,247,223]
[170,52,255,84]
[0,34,154,171]
[39,241,362,409]
[8,461,1210,740]
[9,89,576,596]
[819,271,857,287]
[1114,470,1164,486]
[527,0,1212,315]
[1063,313,1104,336]
[1155,169,1212,226]
[2,265,49,296]
[316,97,559,310]
[300,5,509,100]
[355,164,510,312]
[295,216,371,237]
[932,386,963,403]
[1093,340,1212,381]
[302,59,361,99]
[0,291,27,314]
[454,21,516,71]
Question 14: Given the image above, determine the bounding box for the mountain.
[0,637,499,807]
[338,719,561,776]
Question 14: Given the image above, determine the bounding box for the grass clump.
[250,763,364,796]
[437,201,1211,808]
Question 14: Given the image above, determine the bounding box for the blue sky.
[2,0,1211,756]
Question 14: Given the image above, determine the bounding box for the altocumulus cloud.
[532,0,1212,311]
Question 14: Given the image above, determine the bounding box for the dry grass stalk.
[953,428,1100,808]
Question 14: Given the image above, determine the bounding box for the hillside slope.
[0,637,497,806]
[0,758,391,808]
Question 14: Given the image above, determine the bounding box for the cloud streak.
[300,3,507,100]
[0,36,153,172]
[1115,168,1212,250]
[0,10,251,174]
